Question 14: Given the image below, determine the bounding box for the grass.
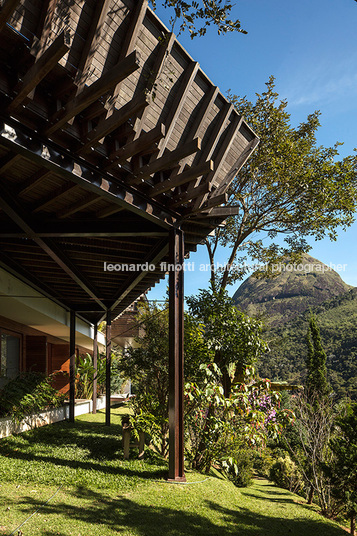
[0,407,348,536]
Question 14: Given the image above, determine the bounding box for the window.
[0,330,21,388]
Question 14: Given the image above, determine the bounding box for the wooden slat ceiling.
[0,0,258,324]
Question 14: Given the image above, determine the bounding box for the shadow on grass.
[16,486,347,536]
[0,419,167,481]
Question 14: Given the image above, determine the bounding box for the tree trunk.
[307,485,314,504]
[351,512,355,536]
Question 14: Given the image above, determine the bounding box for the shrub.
[0,372,66,422]
[269,454,305,495]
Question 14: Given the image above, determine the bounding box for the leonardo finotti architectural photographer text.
[103,261,347,273]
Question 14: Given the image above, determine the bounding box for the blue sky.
[147,0,357,300]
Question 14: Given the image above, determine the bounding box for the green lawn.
[0,407,348,536]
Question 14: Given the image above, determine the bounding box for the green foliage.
[329,403,357,531]
[0,372,66,422]
[306,314,330,398]
[187,287,268,394]
[149,1,246,38]
[120,301,210,456]
[184,363,295,473]
[75,352,122,399]
[206,77,357,290]
[269,454,305,495]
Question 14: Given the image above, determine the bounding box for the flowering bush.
[184,363,295,475]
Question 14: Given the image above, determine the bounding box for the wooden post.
[92,323,98,414]
[105,311,112,426]
[168,228,186,481]
[69,310,76,422]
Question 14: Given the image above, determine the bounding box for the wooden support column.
[92,323,98,414]
[105,311,112,426]
[69,310,76,423]
[168,228,185,481]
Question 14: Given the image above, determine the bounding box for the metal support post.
[105,310,112,426]
[92,323,98,414]
[168,227,186,481]
[69,310,76,423]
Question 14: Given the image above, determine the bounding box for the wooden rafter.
[0,152,21,173]
[0,0,21,33]
[77,92,150,155]
[149,160,213,198]
[214,137,259,196]
[0,186,107,310]
[109,0,148,104]
[106,239,169,314]
[105,124,165,168]
[56,192,100,219]
[158,61,200,158]
[74,0,112,92]
[44,51,140,136]
[8,31,70,113]
[32,0,58,57]
[95,206,124,219]
[32,183,80,213]
[134,32,176,139]
[169,182,211,208]
[204,113,243,186]
[130,137,201,184]
[17,169,52,196]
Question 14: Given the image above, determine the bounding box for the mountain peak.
[233,254,352,326]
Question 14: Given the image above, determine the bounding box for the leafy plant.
[0,372,66,423]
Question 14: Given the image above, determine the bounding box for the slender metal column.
[69,310,76,423]
[92,323,98,414]
[168,228,186,481]
[105,311,112,426]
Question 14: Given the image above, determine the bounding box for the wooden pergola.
[0,0,258,480]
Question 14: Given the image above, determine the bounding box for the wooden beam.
[149,160,213,198]
[7,31,70,113]
[106,240,169,312]
[169,182,211,208]
[158,61,199,157]
[214,137,260,196]
[0,185,107,310]
[198,205,241,217]
[189,85,219,141]
[44,51,140,136]
[32,183,80,213]
[109,0,148,103]
[74,0,112,91]
[134,32,175,138]
[77,92,150,154]
[0,0,21,33]
[0,152,21,174]
[105,124,165,168]
[96,206,124,219]
[197,193,227,210]
[204,114,244,187]
[32,0,58,54]
[18,169,52,196]
[200,102,233,164]
[131,137,201,183]
[56,192,99,218]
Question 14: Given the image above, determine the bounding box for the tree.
[187,286,268,396]
[283,316,334,513]
[330,403,357,535]
[206,77,357,292]
[149,1,246,38]
[305,314,330,398]
[120,300,212,456]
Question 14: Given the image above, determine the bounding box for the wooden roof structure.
[0,0,258,326]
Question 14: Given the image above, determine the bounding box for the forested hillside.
[233,258,357,399]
